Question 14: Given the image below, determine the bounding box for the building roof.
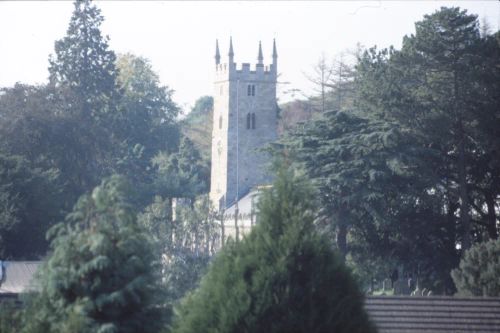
[0,261,41,294]
[365,295,500,333]
[224,189,259,218]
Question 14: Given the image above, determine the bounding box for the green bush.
[452,238,500,297]
[172,169,376,333]
[0,300,22,333]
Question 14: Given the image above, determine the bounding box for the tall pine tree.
[49,0,118,118]
[355,7,500,250]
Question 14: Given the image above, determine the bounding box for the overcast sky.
[1,1,499,112]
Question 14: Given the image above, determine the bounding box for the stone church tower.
[209,38,278,211]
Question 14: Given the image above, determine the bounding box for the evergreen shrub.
[452,238,500,297]
[172,169,376,333]
[22,176,167,333]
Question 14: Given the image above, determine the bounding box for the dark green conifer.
[172,169,376,333]
[49,0,118,117]
[22,176,167,333]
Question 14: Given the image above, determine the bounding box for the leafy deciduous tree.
[115,53,180,157]
[0,151,61,259]
[139,194,218,303]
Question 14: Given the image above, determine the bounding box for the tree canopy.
[282,7,499,293]
[0,0,189,259]
[355,7,500,249]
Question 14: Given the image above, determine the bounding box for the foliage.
[278,99,319,135]
[451,238,500,297]
[47,0,181,206]
[172,169,375,333]
[138,196,172,247]
[0,151,61,259]
[303,53,357,114]
[0,87,111,260]
[0,300,22,333]
[0,0,184,260]
[283,108,461,293]
[180,96,214,160]
[186,96,214,120]
[284,111,429,252]
[280,6,499,293]
[153,136,209,200]
[172,195,219,254]
[48,0,118,118]
[163,252,211,305]
[111,54,181,210]
[138,194,218,303]
[355,7,500,248]
[0,83,110,205]
[115,53,180,157]
[349,7,499,291]
[281,51,357,134]
[22,176,168,333]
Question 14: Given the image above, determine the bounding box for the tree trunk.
[454,64,471,250]
[220,212,225,248]
[485,192,498,240]
[205,223,210,254]
[458,126,471,250]
[234,205,240,242]
[446,198,458,248]
[336,223,348,261]
[167,197,175,247]
[194,229,199,256]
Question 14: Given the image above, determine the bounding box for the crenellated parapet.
[215,63,277,82]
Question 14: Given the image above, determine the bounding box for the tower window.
[247,113,256,130]
[219,115,223,129]
[247,84,256,96]
[220,86,223,95]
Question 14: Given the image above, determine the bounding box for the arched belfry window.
[246,113,251,129]
[251,113,256,129]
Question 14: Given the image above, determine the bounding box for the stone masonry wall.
[210,59,278,210]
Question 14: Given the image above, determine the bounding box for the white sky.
[1,1,499,112]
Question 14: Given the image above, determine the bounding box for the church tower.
[210,38,278,210]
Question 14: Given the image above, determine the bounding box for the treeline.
[0,1,210,260]
[280,7,500,293]
[1,2,500,332]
